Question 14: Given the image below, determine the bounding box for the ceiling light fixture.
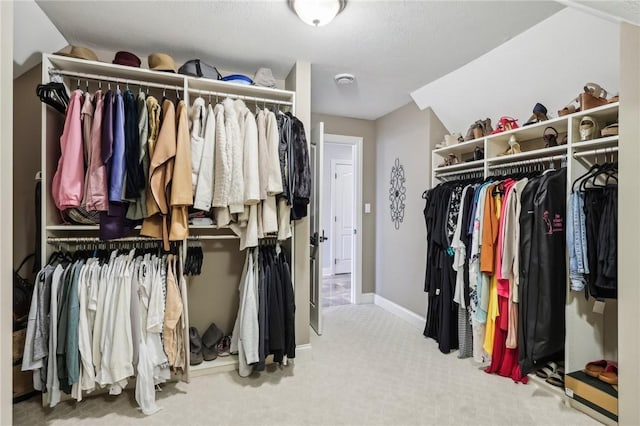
[288,0,346,27]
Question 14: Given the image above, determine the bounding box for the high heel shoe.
[525,103,549,125]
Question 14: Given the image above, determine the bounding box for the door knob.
[319,230,328,243]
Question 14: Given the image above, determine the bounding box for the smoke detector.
[334,73,355,85]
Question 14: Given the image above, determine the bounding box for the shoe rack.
[432,102,619,423]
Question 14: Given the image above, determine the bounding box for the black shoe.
[189,327,204,366]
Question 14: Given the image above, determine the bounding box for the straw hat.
[148,53,177,73]
[54,46,99,61]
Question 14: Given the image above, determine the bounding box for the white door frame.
[324,134,363,305]
[330,158,353,276]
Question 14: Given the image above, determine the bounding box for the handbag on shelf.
[13,253,35,327]
[543,126,559,148]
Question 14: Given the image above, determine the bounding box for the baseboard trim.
[358,292,375,304]
[294,343,313,363]
[374,295,425,330]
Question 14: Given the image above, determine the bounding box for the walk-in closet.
[4,1,640,425]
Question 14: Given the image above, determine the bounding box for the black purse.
[13,253,35,326]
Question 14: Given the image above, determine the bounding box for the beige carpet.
[13,304,598,426]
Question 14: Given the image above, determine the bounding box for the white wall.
[411,7,620,135]
[322,143,353,273]
[618,21,640,426]
[1,2,13,423]
[375,104,447,316]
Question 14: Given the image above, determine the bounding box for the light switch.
[364,203,371,213]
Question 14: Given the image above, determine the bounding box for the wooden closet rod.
[48,69,185,92]
[191,88,293,107]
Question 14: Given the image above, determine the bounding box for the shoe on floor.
[217,335,232,357]
[189,327,204,366]
[202,323,224,361]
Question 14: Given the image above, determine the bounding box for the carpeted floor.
[13,304,598,425]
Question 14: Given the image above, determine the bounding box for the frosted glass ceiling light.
[289,0,346,27]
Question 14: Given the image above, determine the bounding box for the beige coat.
[170,100,194,241]
[141,99,175,250]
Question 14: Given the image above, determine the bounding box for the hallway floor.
[322,273,351,307]
[13,304,597,425]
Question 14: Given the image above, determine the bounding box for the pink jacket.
[52,90,85,211]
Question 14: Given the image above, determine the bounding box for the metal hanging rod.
[435,166,484,178]
[192,88,293,107]
[49,68,185,92]
[48,69,293,107]
[573,146,618,158]
[488,154,567,170]
[47,235,239,244]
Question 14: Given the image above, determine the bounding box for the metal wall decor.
[389,158,406,230]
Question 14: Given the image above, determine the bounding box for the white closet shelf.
[189,356,240,377]
[46,54,294,103]
[572,102,620,121]
[527,374,568,401]
[572,135,619,151]
[48,54,185,87]
[434,159,484,173]
[433,138,484,156]
[487,116,569,144]
[486,145,568,164]
[46,225,143,230]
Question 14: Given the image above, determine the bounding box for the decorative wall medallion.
[389,158,406,230]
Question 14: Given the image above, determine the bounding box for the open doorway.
[322,142,355,307]
[310,127,363,335]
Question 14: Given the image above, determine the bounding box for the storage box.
[13,365,33,399]
[13,328,26,364]
[565,371,618,422]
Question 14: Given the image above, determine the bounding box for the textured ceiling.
[36,1,564,120]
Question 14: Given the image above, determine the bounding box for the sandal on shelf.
[580,82,609,111]
[598,364,618,385]
[601,123,619,137]
[579,116,600,141]
[558,99,579,117]
[545,363,565,388]
[584,359,608,378]
[535,361,557,379]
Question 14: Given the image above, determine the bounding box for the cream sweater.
[224,98,244,214]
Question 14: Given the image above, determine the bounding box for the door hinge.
[353,228,357,235]
[335,173,337,179]
[334,216,337,222]
[334,259,337,265]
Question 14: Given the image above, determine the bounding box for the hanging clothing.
[52,89,85,211]
[169,100,193,241]
[126,91,149,220]
[141,99,176,250]
[84,90,109,212]
[192,102,215,211]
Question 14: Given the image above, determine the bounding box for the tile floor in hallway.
[322,273,351,307]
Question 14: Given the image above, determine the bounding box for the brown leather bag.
[579,83,608,111]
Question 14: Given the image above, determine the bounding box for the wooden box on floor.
[13,365,34,400]
[565,371,617,424]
